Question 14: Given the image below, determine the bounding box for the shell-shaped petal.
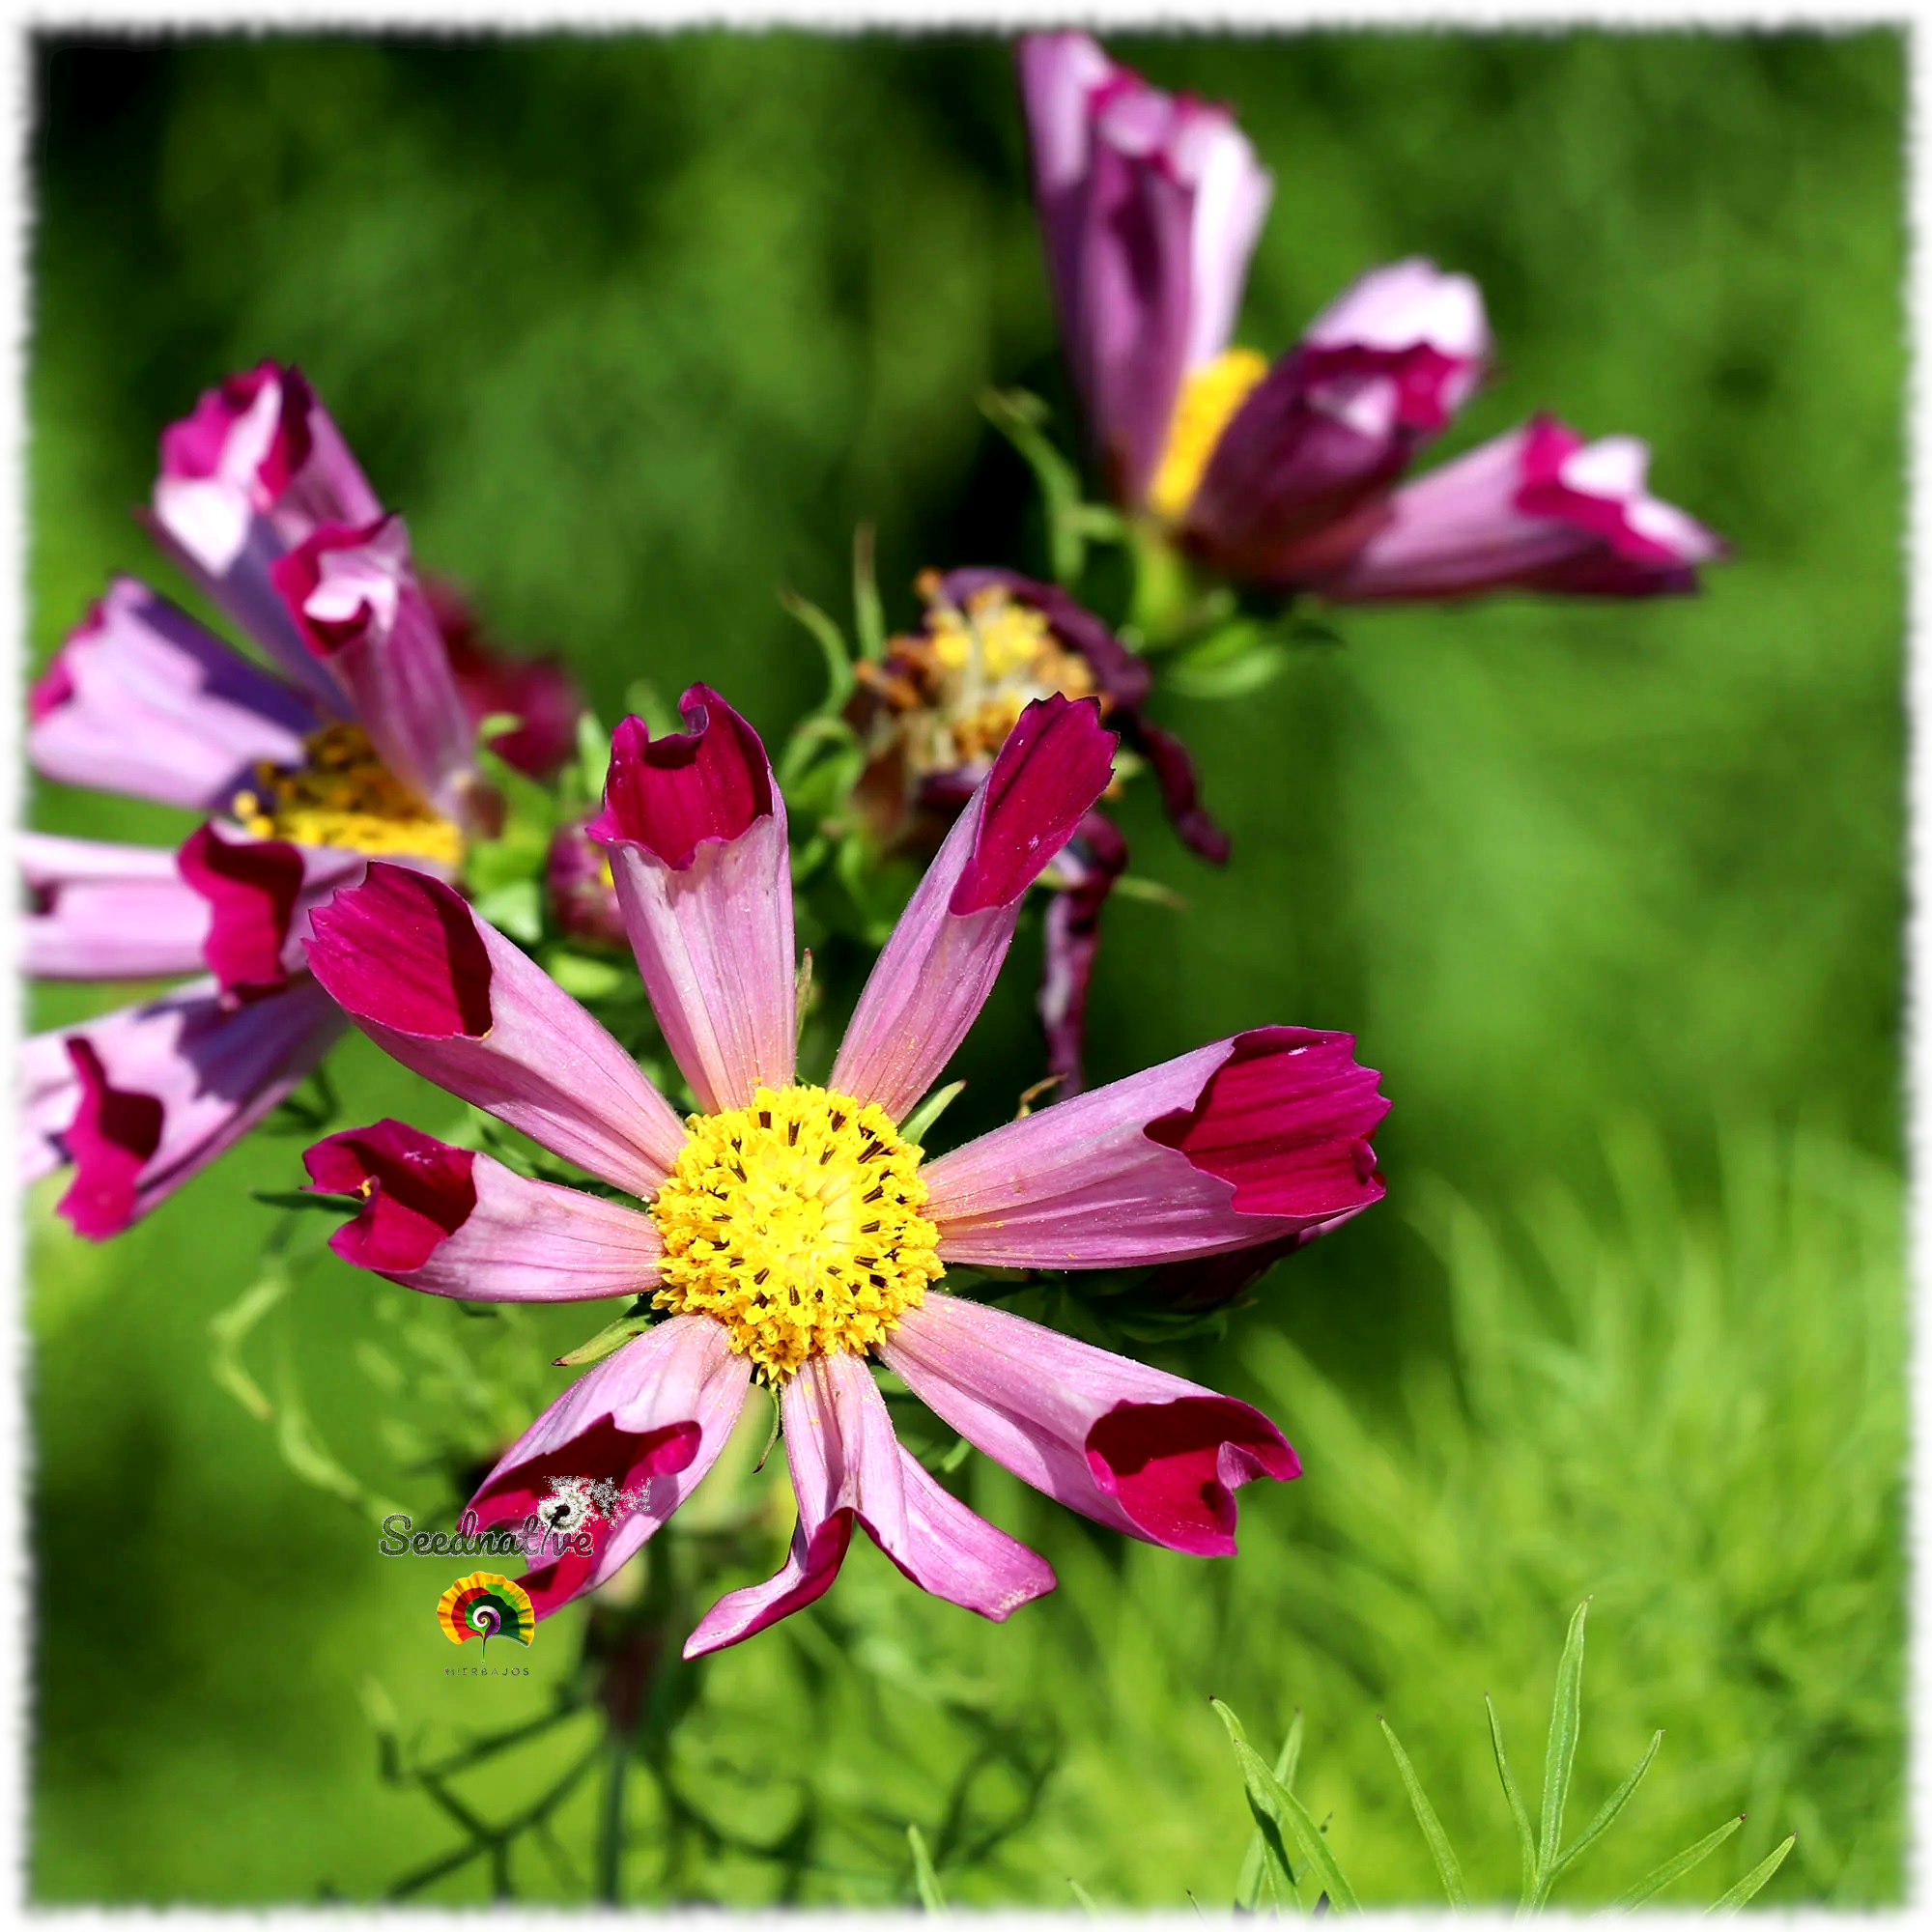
[463,1317,753,1619]
[588,690,796,1112]
[923,1027,1386,1268]
[177,822,366,1001]
[684,1349,1054,1658]
[22,834,211,981]
[303,863,686,1195]
[1306,414,1725,603]
[832,695,1115,1122]
[882,1293,1296,1555]
[29,578,316,810]
[32,974,347,1239]
[306,1118,664,1301]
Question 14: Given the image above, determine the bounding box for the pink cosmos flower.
[1018,35,1721,601]
[22,362,530,1238]
[301,688,1387,1655]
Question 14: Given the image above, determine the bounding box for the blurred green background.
[25,29,1904,1906]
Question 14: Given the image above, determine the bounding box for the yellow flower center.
[1147,347,1270,523]
[232,723,465,867]
[649,1085,944,1381]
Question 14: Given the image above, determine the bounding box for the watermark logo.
[383,1475,659,1563]
[437,1572,535,1662]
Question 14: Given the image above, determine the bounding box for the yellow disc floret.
[232,722,465,867]
[1147,347,1270,524]
[650,1085,944,1380]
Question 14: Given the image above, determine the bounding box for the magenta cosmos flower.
[23,361,556,1238]
[300,688,1386,1655]
[1018,33,1720,601]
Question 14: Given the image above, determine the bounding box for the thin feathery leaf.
[1379,1718,1467,1909]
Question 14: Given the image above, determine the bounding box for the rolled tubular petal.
[882,1293,1297,1554]
[685,1349,1054,1658]
[29,578,316,810]
[588,689,796,1112]
[306,1118,665,1301]
[1018,33,1271,507]
[303,864,687,1194]
[271,517,476,813]
[923,1027,1386,1268]
[1306,414,1726,603]
[832,695,1116,1121]
[36,974,347,1239]
[1184,260,1489,583]
[464,1317,753,1619]
[151,361,381,705]
[22,1031,78,1186]
[23,834,211,981]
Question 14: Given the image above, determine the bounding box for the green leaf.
[1547,1729,1662,1885]
[469,879,543,944]
[473,709,525,746]
[906,1824,946,1911]
[899,1080,966,1151]
[980,386,1089,585]
[779,587,855,709]
[853,522,887,662]
[1614,1814,1744,1909]
[1212,1698,1356,1913]
[1485,1694,1538,1909]
[553,1307,655,1368]
[251,1189,360,1218]
[542,950,631,1001]
[573,709,612,801]
[1379,1718,1467,1909]
[1706,1833,1796,1912]
[1535,1599,1591,1898]
[1166,639,1290,701]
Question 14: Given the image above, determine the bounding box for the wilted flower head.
[303,686,1386,1654]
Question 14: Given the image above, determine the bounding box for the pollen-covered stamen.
[232,721,464,866]
[1148,347,1270,523]
[857,576,1099,781]
[650,1085,943,1380]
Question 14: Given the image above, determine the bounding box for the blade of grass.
[1535,1599,1591,1899]
[1615,1815,1744,1909]
[1236,1711,1303,1910]
[852,523,886,662]
[1213,1699,1297,1908]
[1705,1833,1795,1911]
[1213,1702,1357,1914]
[1379,1718,1467,1909]
[1485,1694,1538,1909]
[1547,1729,1662,1885]
[1067,1878,1099,1916]
[907,1824,945,1911]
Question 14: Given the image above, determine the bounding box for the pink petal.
[177,826,367,1002]
[923,1028,1386,1268]
[831,695,1115,1122]
[303,864,686,1195]
[22,834,211,981]
[39,974,347,1239]
[545,816,628,948]
[588,691,795,1112]
[685,1350,1053,1657]
[270,517,476,814]
[28,578,316,810]
[882,1293,1296,1556]
[306,1118,664,1300]
[464,1317,752,1619]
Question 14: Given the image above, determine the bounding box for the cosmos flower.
[301,686,1387,1656]
[23,362,550,1237]
[846,567,1227,1091]
[1018,33,1720,601]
